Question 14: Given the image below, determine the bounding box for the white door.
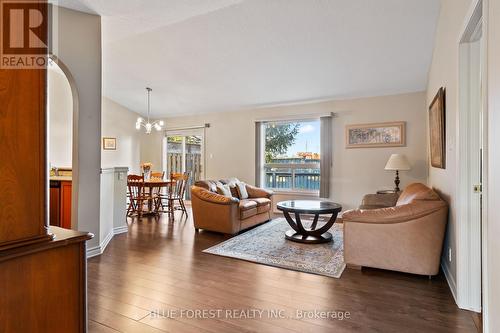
[458,10,484,312]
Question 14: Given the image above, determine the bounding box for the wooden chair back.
[149,172,165,195]
[168,172,190,198]
[127,174,145,199]
[180,171,190,198]
[151,171,165,180]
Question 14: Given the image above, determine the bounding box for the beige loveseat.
[342,183,448,276]
[191,178,273,234]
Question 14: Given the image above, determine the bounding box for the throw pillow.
[235,181,249,199]
[216,184,233,198]
[223,178,240,198]
[229,185,239,198]
[225,178,240,187]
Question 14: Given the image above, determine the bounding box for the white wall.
[140,130,163,170]
[48,65,72,168]
[102,97,142,174]
[486,0,500,331]
[49,91,142,174]
[426,0,474,299]
[427,4,500,330]
[112,168,129,234]
[50,5,102,248]
[89,167,129,258]
[141,91,428,210]
[98,169,114,249]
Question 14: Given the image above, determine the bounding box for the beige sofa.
[342,183,448,276]
[191,178,273,234]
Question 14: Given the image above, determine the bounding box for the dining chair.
[127,174,161,217]
[149,180,164,214]
[151,171,165,179]
[148,171,166,206]
[162,171,190,218]
[146,171,165,198]
[127,174,145,217]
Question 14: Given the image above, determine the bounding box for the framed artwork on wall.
[429,87,446,169]
[345,121,406,148]
[102,137,117,150]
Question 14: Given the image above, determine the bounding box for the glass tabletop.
[276,200,342,214]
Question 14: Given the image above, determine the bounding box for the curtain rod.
[164,123,210,131]
[254,112,337,123]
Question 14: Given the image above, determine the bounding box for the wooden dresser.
[0,228,91,332]
[0,1,92,331]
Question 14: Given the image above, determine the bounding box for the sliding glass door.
[164,129,204,200]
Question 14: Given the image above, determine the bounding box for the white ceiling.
[51,0,441,117]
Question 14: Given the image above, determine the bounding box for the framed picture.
[346,121,406,148]
[429,88,446,168]
[102,137,117,150]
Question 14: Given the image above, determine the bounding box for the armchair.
[359,192,399,210]
[342,183,448,276]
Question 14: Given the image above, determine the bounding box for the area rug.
[203,218,345,278]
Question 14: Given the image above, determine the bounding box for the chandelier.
[136,87,164,134]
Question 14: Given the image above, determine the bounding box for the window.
[263,119,321,192]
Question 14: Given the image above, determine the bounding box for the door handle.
[473,184,482,193]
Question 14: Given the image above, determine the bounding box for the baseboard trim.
[86,230,113,258]
[100,230,113,252]
[86,245,102,258]
[442,261,458,305]
[113,225,129,235]
[86,224,129,258]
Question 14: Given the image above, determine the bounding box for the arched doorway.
[48,55,80,230]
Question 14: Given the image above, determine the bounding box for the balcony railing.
[165,153,320,194]
[264,163,320,192]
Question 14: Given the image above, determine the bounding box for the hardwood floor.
[88,208,477,333]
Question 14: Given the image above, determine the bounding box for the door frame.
[163,128,206,182]
[48,54,80,230]
[456,0,488,319]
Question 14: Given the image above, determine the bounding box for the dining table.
[142,178,175,214]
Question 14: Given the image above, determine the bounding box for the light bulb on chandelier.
[135,87,164,134]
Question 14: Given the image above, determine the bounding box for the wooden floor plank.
[88,291,151,321]
[89,306,166,333]
[88,320,120,333]
[88,210,477,333]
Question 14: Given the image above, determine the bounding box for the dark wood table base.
[277,200,342,244]
[285,229,333,244]
[282,210,339,244]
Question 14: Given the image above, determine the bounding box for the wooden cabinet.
[0,47,50,249]
[0,227,91,332]
[60,181,72,229]
[0,1,92,331]
[50,182,61,227]
[50,181,72,229]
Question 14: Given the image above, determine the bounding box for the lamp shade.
[385,154,411,171]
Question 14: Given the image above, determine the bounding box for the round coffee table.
[277,200,342,244]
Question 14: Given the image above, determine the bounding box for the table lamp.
[384,154,411,192]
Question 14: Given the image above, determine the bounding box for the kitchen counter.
[50,176,72,182]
